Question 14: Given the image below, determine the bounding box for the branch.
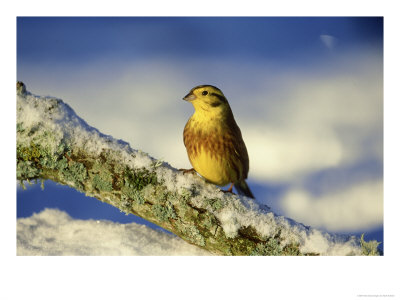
[16,82,380,256]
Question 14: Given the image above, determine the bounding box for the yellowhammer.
[182,85,255,199]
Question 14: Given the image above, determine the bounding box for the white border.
[2,1,399,299]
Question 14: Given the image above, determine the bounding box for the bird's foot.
[179,168,196,175]
[222,183,235,194]
[221,189,235,195]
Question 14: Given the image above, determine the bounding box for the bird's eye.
[202,91,208,96]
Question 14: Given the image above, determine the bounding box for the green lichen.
[250,239,284,256]
[90,161,113,192]
[229,237,257,255]
[92,174,113,192]
[18,180,26,190]
[180,188,192,201]
[204,197,223,211]
[121,186,145,204]
[132,190,145,204]
[62,161,88,190]
[17,160,41,179]
[360,233,381,256]
[282,243,305,256]
[53,156,70,170]
[152,201,177,222]
[36,142,66,170]
[249,228,309,256]
[196,211,215,230]
[56,143,71,157]
[180,224,206,247]
[250,239,319,256]
[17,142,41,162]
[16,135,90,192]
[17,122,25,133]
[123,167,158,191]
[119,167,158,204]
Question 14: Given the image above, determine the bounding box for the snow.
[17,90,155,174]
[17,209,211,256]
[200,194,363,255]
[17,88,367,255]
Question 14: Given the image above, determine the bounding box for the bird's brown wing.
[224,118,250,181]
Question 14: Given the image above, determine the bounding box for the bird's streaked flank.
[182,85,254,198]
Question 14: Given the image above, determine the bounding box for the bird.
[182,85,255,199]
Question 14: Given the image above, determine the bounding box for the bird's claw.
[221,189,235,195]
[222,183,235,194]
[179,168,196,175]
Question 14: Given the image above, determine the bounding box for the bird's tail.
[234,180,255,199]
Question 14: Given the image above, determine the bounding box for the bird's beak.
[183,92,196,101]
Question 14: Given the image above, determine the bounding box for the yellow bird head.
[183,85,231,115]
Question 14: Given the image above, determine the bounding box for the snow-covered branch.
[16,82,380,256]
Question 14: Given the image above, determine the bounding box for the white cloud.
[320,34,337,50]
[245,126,343,182]
[280,180,383,232]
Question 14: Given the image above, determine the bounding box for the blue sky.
[17,17,383,250]
[17,17,382,63]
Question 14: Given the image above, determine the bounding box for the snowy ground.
[17,209,211,256]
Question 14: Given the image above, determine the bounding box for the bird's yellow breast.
[184,114,240,186]
[188,148,232,186]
